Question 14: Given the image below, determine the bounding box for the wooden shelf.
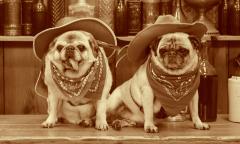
[0,35,240,42]
[0,36,33,42]
[117,35,240,42]
[211,35,240,41]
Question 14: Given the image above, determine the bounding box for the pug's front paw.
[95,119,109,131]
[42,117,58,128]
[80,119,94,127]
[144,123,159,133]
[194,122,210,130]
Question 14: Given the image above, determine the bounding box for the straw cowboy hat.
[33,17,117,61]
[127,15,207,67]
[33,17,117,98]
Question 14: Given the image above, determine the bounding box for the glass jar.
[198,41,218,122]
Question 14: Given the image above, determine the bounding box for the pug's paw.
[95,119,109,131]
[80,119,94,127]
[194,122,210,130]
[42,117,58,128]
[144,123,159,133]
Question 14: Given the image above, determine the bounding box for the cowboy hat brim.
[33,17,117,61]
[127,22,207,67]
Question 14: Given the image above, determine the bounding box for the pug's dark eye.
[178,48,189,56]
[77,45,85,52]
[159,48,168,56]
[56,45,64,51]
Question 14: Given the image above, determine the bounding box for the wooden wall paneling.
[4,42,47,114]
[0,42,4,114]
[211,41,228,114]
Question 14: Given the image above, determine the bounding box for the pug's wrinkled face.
[48,30,98,77]
[150,32,200,75]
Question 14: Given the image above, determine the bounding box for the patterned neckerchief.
[51,50,106,105]
[147,58,200,116]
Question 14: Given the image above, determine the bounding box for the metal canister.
[3,0,22,36]
[142,0,160,28]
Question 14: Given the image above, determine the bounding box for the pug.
[41,30,112,131]
[107,32,210,133]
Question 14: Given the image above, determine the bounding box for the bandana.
[51,50,106,106]
[147,59,200,116]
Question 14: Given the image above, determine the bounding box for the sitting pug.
[40,30,113,130]
[33,17,117,130]
[107,31,210,133]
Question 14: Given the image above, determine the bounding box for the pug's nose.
[65,46,75,59]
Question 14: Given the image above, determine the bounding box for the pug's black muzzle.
[65,45,75,59]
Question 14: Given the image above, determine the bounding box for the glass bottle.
[32,0,47,35]
[198,41,218,122]
[159,0,172,15]
[218,0,228,34]
[115,0,127,36]
[173,0,187,22]
[127,0,142,35]
[229,0,240,35]
[142,0,160,28]
[22,0,33,35]
[68,0,95,18]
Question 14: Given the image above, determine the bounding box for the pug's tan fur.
[107,32,209,133]
[42,30,112,130]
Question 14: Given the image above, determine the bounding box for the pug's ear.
[149,36,162,51]
[188,35,203,50]
[49,38,57,50]
[149,36,162,55]
[88,38,98,57]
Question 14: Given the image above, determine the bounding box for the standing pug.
[107,15,210,133]
[33,17,117,130]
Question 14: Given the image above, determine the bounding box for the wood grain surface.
[0,115,239,144]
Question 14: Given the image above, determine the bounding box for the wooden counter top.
[0,114,239,144]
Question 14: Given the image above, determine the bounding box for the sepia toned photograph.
[0,0,240,143]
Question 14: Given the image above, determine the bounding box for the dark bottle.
[32,0,47,35]
[159,0,172,15]
[218,0,228,34]
[229,0,240,35]
[198,41,218,122]
[0,0,3,35]
[218,0,229,34]
[22,0,33,35]
[115,0,127,36]
[127,0,142,35]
